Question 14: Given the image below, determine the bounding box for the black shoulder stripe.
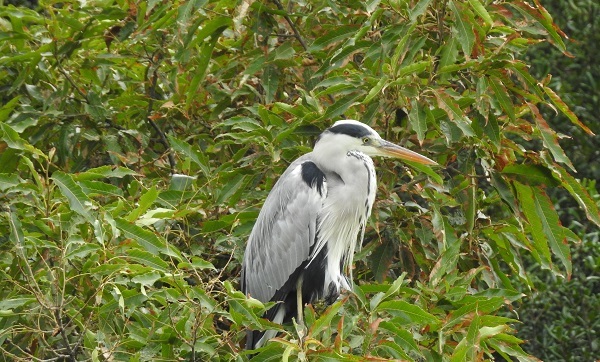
[301,161,326,196]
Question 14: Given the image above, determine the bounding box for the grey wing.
[241,158,326,303]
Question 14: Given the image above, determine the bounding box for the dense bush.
[0,0,598,360]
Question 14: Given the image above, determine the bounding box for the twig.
[55,61,88,101]
[271,0,308,51]
[54,309,76,362]
[144,49,176,174]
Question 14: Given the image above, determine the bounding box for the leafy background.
[0,0,598,361]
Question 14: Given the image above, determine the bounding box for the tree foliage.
[0,0,597,360]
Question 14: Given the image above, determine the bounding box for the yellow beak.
[376,139,437,165]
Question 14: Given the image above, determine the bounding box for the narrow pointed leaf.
[489,76,515,122]
[501,164,559,186]
[309,25,357,52]
[262,64,280,104]
[449,0,475,58]
[80,180,124,197]
[409,100,428,144]
[168,135,210,177]
[115,218,182,260]
[467,0,493,27]
[434,90,474,137]
[369,240,396,282]
[321,92,363,121]
[376,300,439,325]
[126,186,159,222]
[51,171,94,221]
[549,165,600,227]
[528,103,575,171]
[514,182,552,269]
[543,85,594,135]
[532,188,571,277]
[363,75,388,104]
[126,249,169,272]
[409,0,433,22]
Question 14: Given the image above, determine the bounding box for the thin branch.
[55,61,88,101]
[144,49,176,174]
[271,0,308,51]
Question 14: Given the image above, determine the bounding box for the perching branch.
[271,0,308,51]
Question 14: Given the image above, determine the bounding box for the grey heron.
[240,120,436,349]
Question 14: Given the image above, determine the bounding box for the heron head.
[317,120,437,165]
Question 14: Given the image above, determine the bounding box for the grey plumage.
[241,120,436,349]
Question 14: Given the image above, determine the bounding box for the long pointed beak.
[376,139,437,165]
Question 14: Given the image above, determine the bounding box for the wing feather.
[241,156,326,303]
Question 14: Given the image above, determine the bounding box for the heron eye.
[362,137,369,144]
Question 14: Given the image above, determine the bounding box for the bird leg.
[296,275,304,325]
[294,275,307,347]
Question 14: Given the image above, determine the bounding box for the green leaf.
[381,273,408,301]
[514,182,552,269]
[369,240,395,282]
[126,249,169,272]
[271,41,295,61]
[473,112,500,148]
[0,297,36,311]
[531,187,571,277]
[451,314,481,362]
[467,0,493,27]
[501,164,559,186]
[66,243,101,260]
[8,210,25,247]
[408,99,428,144]
[489,76,515,122]
[0,123,45,157]
[376,300,439,325]
[309,300,344,336]
[489,170,519,214]
[510,0,568,54]
[549,164,600,227]
[168,135,210,177]
[446,297,505,328]
[528,103,575,171]
[434,90,474,137]
[0,96,20,123]
[79,180,124,197]
[397,60,430,77]
[185,17,231,108]
[72,166,138,181]
[409,0,433,22]
[309,25,357,52]
[169,174,196,191]
[449,0,475,58]
[321,92,363,121]
[262,64,280,104]
[405,160,443,185]
[191,257,216,270]
[131,271,162,286]
[429,231,461,286]
[115,218,182,260]
[216,173,250,206]
[0,173,20,191]
[51,171,94,221]
[363,75,388,104]
[126,186,159,222]
[379,321,422,355]
[543,85,594,135]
